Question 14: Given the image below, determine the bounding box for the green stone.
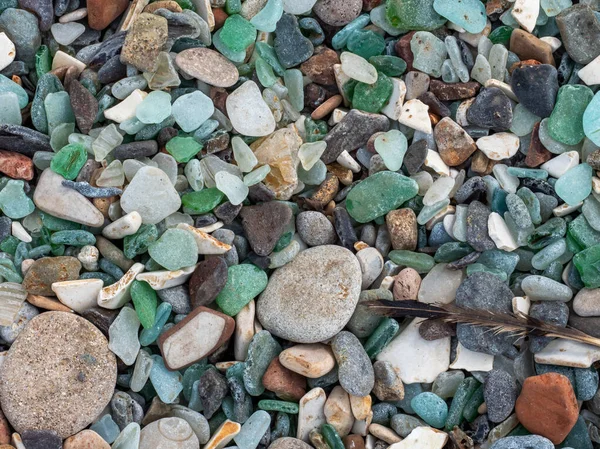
[45,91,76,134]
[130,280,158,329]
[386,0,446,31]
[255,42,285,76]
[258,400,299,414]
[528,217,567,249]
[364,317,399,359]
[548,84,594,145]
[574,243,600,288]
[347,30,385,60]
[243,330,281,396]
[0,180,34,219]
[462,385,484,422]
[466,263,508,281]
[166,136,203,163]
[182,188,225,214]
[434,242,474,263]
[220,15,257,53]
[31,73,63,134]
[174,0,196,10]
[0,74,27,109]
[554,163,593,206]
[445,377,479,430]
[560,416,593,449]
[216,264,268,316]
[583,91,600,147]
[50,122,75,152]
[50,143,87,180]
[488,26,513,45]
[304,118,328,142]
[368,55,407,77]
[148,228,199,271]
[346,172,418,223]
[388,250,435,273]
[411,392,448,428]
[410,31,447,78]
[0,92,21,125]
[321,424,345,449]
[256,57,278,87]
[123,224,158,259]
[0,235,19,255]
[352,72,394,113]
[49,230,96,246]
[226,0,242,14]
[35,44,51,78]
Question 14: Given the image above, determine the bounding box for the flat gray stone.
[256,245,361,343]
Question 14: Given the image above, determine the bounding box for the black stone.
[446,250,480,270]
[246,252,271,270]
[0,124,52,156]
[466,87,513,130]
[483,369,518,423]
[199,367,229,419]
[333,206,358,251]
[19,0,53,31]
[454,176,487,204]
[521,178,558,199]
[240,202,293,256]
[155,8,203,40]
[511,64,559,118]
[418,319,455,340]
[529,302,569,353]
[98,55,127,84]
[403,140,428,175]
[158,127,179,147]
[114,141,159,160]
[215,201,243,225]
[194,214,218,228]
[0,216,12,242]
[455,272,514,355]
[322,109,390,163]
[418,91,450,117]
[81,306,119,337]
[111,391,138,430]
[274,13,314,69]
[466,201,495,252]
[87,32,127,68]
[248,182,276,203]
[227,375,253,424]
[21,430,61,449]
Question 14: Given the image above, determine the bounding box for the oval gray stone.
[256,245,361,343]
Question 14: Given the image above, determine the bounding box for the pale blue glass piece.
[255,42,286,76]
[250,0,284,32]
[150,355,184,404]
[50,122,74,151]
[511,103,540,137]
[332,14,371,50]
[130,348,153,393]
[90,414,120,444]
[410,392,448,428]
[298,159,327,185]
[445,36,470,83]
[583,91,600,147]
[234,410,272,449]
[0,74,28,108]
[441,59,459,83]
[471,54,491,85]
[284,69,304,112]
[0,180,35,219]
[136,90,172,125]
[111,422,140,449]
[108,307,140,366]
[185,159,205,191]
[531,238,566,270]
[243,165,271,186]
[411,32,447,78]
[417,199,450,225]
[537,5,549,25]
[120,117,146,135]
[506,51,520,70]
[478,37,493,58]
[44,91,75,134]
[0,92,21,125]
[541,0,572,17]
[140,302,172,346]
[188,379,203,411]
[256,57,278,88]
[374,129,407,171]
[33,151,55,170]
[500,6,520,28]
[488,44,508,82]
[172,90,215,133]
[433,0,487,33]
[554,163,593,206]
[213,28,247,63]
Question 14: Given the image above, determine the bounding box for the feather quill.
[364,300,600,348]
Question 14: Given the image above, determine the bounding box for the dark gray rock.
[114,141,159,160]
[403,139,427,175]
[331,331,374,397]
[157,285,191,315]
[556,4,600,64]
[483,369,518,423]
[274,13,314,69]
[188,257,228,309]
[240,202,293,256]
[321,109,390,163]
[466,87,513,130]
[466,201,495,252]
[529,302,569,353]
[21,430,61,449]
[511,65,559,118]
[199,367,228,419]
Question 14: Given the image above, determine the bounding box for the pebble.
[257,245,361,343]
[176,48,239,88]
[279,343,335,378]
[63,430,110,449]
[0,312,116,438]
[139,417,199,449]
[515,373,579,444]
[484,370,518,423]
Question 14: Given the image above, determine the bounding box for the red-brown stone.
[0,150,34,180]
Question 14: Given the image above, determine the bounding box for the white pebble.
[340,52,378,84]
[0,32,15,72]
[476,132,520,161]
[11,222,31,243]
[102,211,143,239]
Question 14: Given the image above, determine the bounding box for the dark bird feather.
[363,300,600,348]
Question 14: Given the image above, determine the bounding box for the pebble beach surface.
[0,0,598,448]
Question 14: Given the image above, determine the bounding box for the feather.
[363,300,600,349]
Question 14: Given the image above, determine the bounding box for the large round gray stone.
[256,245,361,343]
